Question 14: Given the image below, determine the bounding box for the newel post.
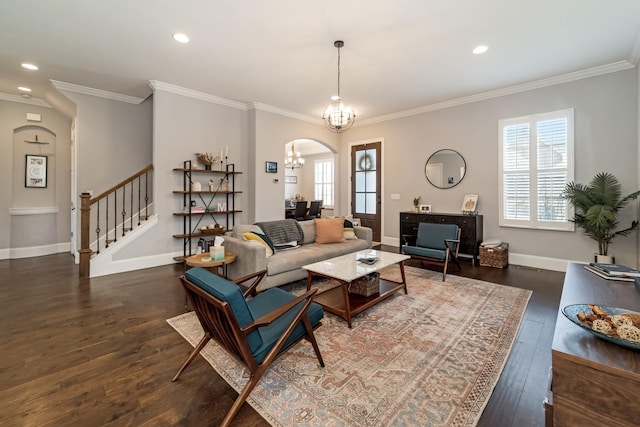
[79,192,92,278]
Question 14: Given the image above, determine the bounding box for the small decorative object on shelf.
[196,152,218,170]
[413,196,420,213]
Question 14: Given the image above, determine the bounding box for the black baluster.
[105,194,109,247]
[130,180,134,231]
[138,175,141,225]
[96,200,101,254]
[113,191,117,243]
[144,171,149,218]
[122,185,126,237]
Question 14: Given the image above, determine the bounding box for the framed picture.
[461,194,478,213]
[284,175,297,183]
[25,155,47,188]
[265,161,277,173]
[419,204,432,213]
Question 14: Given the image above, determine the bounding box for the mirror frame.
[424,149,466,189]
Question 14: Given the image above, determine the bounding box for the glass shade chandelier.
[322,40,356,133]
[285,142,305,169]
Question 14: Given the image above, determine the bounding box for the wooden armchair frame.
[173,269,324,427]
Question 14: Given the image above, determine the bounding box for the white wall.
[343,69,639,268]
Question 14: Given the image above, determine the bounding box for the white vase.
[594,254,615,264]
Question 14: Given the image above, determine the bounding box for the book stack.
[584,262,640,282]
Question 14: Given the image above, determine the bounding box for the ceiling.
[1,1,640,123]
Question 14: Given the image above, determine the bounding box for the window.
[499,108,574,231]
[314,159,334,206]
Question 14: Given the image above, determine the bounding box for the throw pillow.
[315,217,346,244]
[242,231,275,257]
[297,219,316,245]
[343,219,358,240]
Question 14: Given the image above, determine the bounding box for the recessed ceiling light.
[18,86,32,92]
[21,63,39,71]
[173,33,189,43]
[473,45,489,55]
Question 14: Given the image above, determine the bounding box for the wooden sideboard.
[549,263,640,426]
[399,211,483,264]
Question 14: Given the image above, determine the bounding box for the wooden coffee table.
[303,249,410,328]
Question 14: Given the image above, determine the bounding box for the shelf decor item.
[195,152,218,170]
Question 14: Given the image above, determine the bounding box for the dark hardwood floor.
[0,247,564,426]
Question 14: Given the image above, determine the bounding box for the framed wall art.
[265,161,277,173]
[461,194,478,213]
[25,155,47,188]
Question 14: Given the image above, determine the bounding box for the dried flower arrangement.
[196,152,219,165]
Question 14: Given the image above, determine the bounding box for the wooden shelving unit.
[173,160,242,261]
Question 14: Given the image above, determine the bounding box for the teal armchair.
[401,222,461,281]
[173,267,325,427]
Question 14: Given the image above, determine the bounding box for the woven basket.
[349,272,380,297]
[480,243,509,268]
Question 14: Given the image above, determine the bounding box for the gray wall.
[0,100,71,256]
[342,69,639,267]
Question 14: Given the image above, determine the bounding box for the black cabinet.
[400,211,483,264]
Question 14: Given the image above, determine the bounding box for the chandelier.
[285,142,305,169]
[322,40,356,133]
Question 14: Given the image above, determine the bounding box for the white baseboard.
[381,236,574,272]
[0,242,71,260]
[89,251,182,278]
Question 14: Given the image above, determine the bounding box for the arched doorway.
[283,138,336,219]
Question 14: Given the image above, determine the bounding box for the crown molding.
[249,102,321,125]
[359,61,636,126]
[50,80,145,104]
[0,92,51,108]
[148,80,248,110]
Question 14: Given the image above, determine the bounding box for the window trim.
[314,158,334,208]
[498,108,575,231]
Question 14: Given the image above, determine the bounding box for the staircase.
[79,164,154,277]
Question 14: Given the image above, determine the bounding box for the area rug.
[167,266,531,426]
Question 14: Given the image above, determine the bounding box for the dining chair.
[294,200,308,220]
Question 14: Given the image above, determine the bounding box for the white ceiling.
[1,0,639,123]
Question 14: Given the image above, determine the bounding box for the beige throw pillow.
[315,217,346,244]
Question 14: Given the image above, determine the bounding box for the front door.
[351,142,381,242]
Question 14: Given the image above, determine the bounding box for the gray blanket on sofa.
[256,219,303,246]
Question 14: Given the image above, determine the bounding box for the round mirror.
[425,149,466,189]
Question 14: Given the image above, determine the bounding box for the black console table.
[399,211,483,264]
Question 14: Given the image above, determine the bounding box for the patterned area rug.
[167,266,531,426]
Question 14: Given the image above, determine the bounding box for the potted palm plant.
[413,196,421,213]
[562,172,640,263]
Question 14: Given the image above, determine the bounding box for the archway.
[283,138,336,219]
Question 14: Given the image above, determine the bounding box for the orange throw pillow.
[315,217,346,244]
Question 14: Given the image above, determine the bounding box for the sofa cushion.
[265,239,370,276]
[315,217,346,244]
[297,220,316,245]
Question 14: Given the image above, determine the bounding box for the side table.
[183,251,236,308]
[185,251,236,277]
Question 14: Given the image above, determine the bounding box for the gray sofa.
[223,219,372,291]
